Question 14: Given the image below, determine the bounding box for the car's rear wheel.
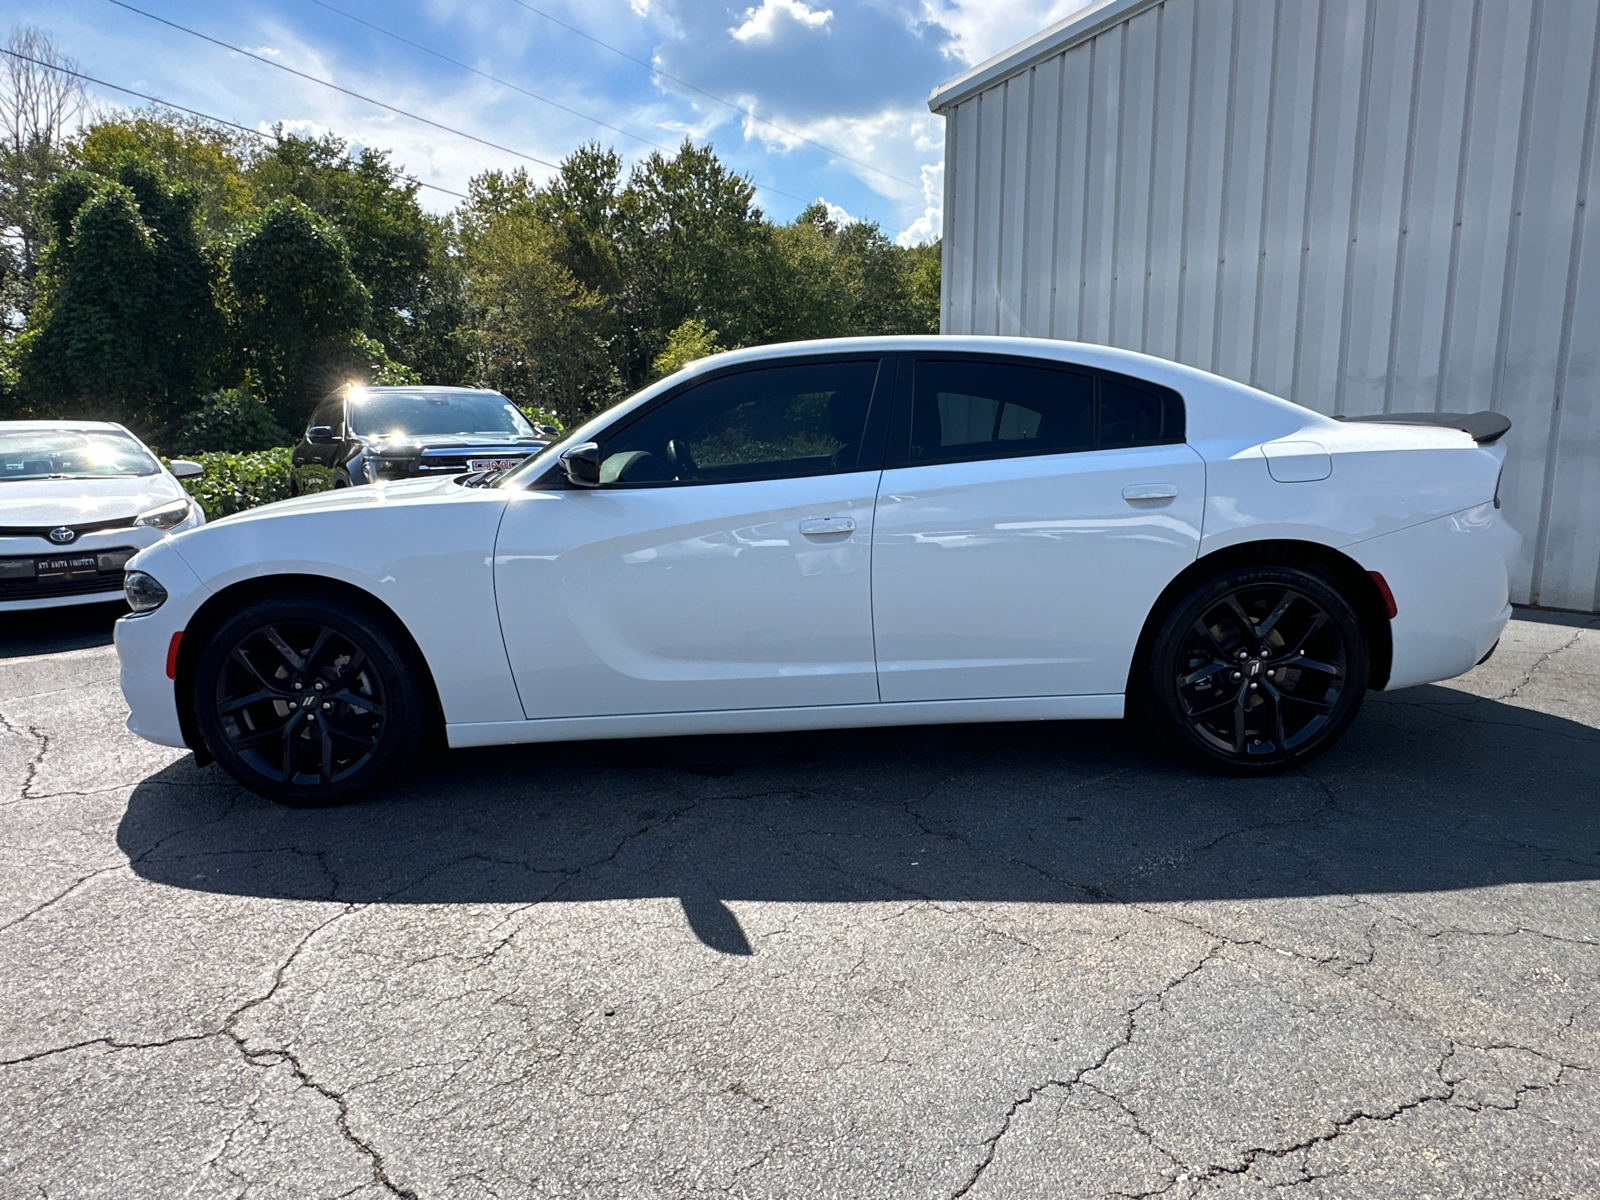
[1144,565,1368,773]
[193,595,429,805]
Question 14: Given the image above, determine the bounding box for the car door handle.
[800,517,856,536]
[1122,483,1179,502]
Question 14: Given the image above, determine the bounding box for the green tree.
[651,317,721,378]
[227,198,372,427]
[15,157,220,434]
[247,132,433,363]
[456,170,617,419]
[76,111,253,239]
[616,141,773,381]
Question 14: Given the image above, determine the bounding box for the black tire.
[1143,565,1368,774]
[193,593,431,805]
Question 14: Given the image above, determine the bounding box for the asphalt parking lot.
[1,605,1597,1198]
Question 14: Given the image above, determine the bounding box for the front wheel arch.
[1126,539,1394,708]
[174,575,445,765]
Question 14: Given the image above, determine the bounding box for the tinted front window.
[0,430,159,480]
[348,392,534,438]
[598,361,880,485]
[911,361,1094,465]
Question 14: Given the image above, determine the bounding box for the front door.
[495,356,891,718]
[872,356,1205,702]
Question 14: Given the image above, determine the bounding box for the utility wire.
[107,0,563,170]
[503,0,924,192]
[300,0,816,209]
[0,47,469,198]
[304,0,672,154]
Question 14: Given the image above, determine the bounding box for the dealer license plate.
[36,554,99,581]
[467,457,520,472]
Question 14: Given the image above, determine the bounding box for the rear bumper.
[1351,504,1519,690]
[113,543,211,750]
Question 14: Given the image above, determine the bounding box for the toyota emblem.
[48,527,77,545]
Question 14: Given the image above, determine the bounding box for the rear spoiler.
[1336,411,1512,445]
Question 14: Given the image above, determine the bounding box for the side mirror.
[168,459,204,480]
[306,425,337,445]
[560,442,602,488]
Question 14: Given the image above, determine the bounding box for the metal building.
[929,0,1600,612]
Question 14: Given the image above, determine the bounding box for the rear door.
[871,355,1205,702]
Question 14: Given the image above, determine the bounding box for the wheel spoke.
[1190,619,1229,659]
[319,719,334,784]
[1255,591,1298,640]
[279,712,303,782]
[1232,692,1249,753]
[230,648,282,693]
[301,627,335,677]
[220,689,275,714]
[262,626,306,672]
[232,722,290,750]
[1180,661,1232,688]
[1292,656,1343,679]
[1184,688,1241,718]
[329,689,385,716]
[1280,693,1336,713]
[1279,612,1328,659]
[1223,595,1258,641]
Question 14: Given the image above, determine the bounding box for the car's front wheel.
[192,594,431,805]
[1144,565,1368,773]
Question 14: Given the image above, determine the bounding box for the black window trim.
[885,351,1187,469]
[540,351,898,489]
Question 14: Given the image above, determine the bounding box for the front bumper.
[114,542,212,750]
[0,525,174,612]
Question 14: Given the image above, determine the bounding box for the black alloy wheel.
[193,595,430,804]
[1145,566,1369,773]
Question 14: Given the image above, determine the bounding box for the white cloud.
[819,199,857,225]
[731,0,833,44]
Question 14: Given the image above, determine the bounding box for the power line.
[503,0,924,192]
[104,0,833,216]
[0,48,469,199]
[300,0,816,210]
[303,0,672,154]
[107,0,564,171]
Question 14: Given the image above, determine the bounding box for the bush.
[172,389,290,454]
[171,448,294,518]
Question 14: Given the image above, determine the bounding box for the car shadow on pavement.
[117,681,1600,952]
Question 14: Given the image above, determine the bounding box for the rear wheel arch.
[1126,539,1394,703]
[174,574,445,764]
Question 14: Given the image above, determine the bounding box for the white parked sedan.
[2,421,205,612]
[114,337,1518,804]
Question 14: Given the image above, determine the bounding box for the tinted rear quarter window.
[908,358,1183,465]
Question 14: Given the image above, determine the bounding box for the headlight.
[134,498,192,530]
[124,571,168,613]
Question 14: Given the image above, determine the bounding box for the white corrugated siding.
[937,0,1600,612]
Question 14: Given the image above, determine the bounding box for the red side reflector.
[1368,571,1398,619]
[166,631,183,680]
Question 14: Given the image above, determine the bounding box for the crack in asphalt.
[0,710,50,803]
[947,944,1223,1199]
[1499,627,1590,700]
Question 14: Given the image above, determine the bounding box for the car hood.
[358,434,548,452]
[211,476,465,523]
[0,475,184,527]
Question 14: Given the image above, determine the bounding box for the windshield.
[348,392,536,438]
[0,429,160,480]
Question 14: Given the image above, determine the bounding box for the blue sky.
[14,0,1090,244]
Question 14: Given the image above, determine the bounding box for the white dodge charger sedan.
[2,421,205,612]
[114,337,1518,805]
